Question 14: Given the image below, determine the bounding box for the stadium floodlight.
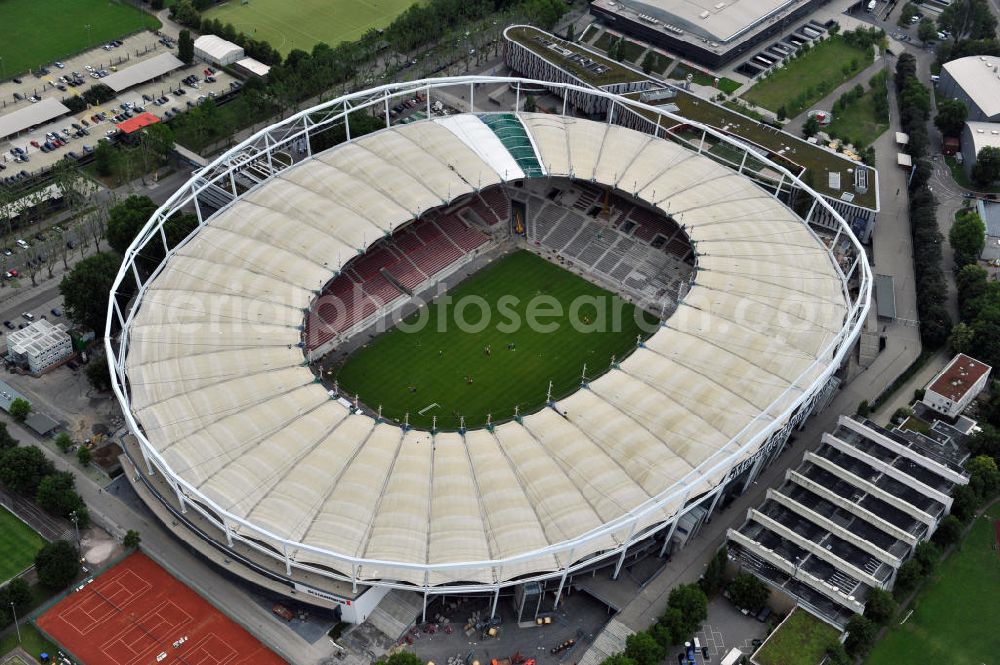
[105,76,870,601]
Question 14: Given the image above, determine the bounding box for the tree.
[77,445,92,467]
[857,400,871,417]
[36,472,85,518]
[893,559,924,599]
[914,541,940,574]
[624,632,664,665]
[950,208,986,268]
[948,321,975,354]
[124,529,141,550]
[803,115,820,138]
[967,423,1000,462]
[728,573,769,613]
[0,423,17,450]
[599,655,636,665]
[565,23,574,42]
[934,99,967,138]
[106,195,159,256]
[863,588,898,625]
[86,354,112,392]
[55,431,73,453]
[35,540,79,590]
[938,0,997,40]
[967,454,1000,501]
[933,514,964,547]
[972,146,1000,187]
[178,29,195,65]
[825,642,851,665]
[0,445,55,495]
[951,483,980,522]
[700,546,727,596]
[667,583,708,638]
[918,17,937,43]
[60,252,122,331]
[9,397,31,422]
[641,52,655,74]
[844,614,876,657]
[380,653,422,665]
[654,607,687,646]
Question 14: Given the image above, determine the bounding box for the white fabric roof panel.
[124,113,850,587]
[0,98,70,140]
[101,53,184,93]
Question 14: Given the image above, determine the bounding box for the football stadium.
[107,76,870,619]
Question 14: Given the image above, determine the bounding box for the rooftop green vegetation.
[742,27,884,116]
[0,0,160,77]
[333,250,659,430]
[507,25,647,85]
[753,608,841,665]
[865,503,1000,665]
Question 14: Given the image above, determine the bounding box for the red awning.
[116,112,161,135]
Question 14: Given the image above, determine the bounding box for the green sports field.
[334,251,659,430]
[204,0,418,55]
[865,504,1000,665]
[0,0,160,78]
[0,505,45,583]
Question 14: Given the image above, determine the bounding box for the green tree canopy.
[59,252,122,331]
[950,208,986,268]
[934,98,967,137]
[893,559,924,599]
[932,514,964,547]
[35,540,80,590]
[124,529,142,549]
[0,445,55,496]
[972,146,1000,186]
[624,632,664,665]
[107,195,159,256]
[36,471,85,518]
[0,422,17,450]
[178,29,195,65]
[77,445,92,467]
[380,653,422,665]
[918,17,938,43]
[844,614,876,657]
[55,432,73,453]
[728,573,769,613]
[86,354,112,392]
[863,588,898,625]
[9,397,31,422]
[667,583,708,638]
[938,0,998,40]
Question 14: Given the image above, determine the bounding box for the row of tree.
[895,53,952,348]
[598,583,709,665]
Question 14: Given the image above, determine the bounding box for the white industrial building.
[939,55,1000,122]
[6,319,72,374]
[921,353,991,419]
[961,121,1000,176]
[193,35,244,66]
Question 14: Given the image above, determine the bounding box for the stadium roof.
[101,53,184,93]
[122,113,850,587]
[0,98,70,140]
[116,112,161,134]
[942,55,1000,120]
[504,26,879,210]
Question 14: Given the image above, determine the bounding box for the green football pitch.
[865,504,1000,665]
[334,251,660,430]
[204,0,418,55]
[0,505,44,583]
[0,0,160,78]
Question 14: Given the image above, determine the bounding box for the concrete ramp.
[366,589,423,641]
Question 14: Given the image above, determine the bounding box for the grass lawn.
[669,64,740,94]
[643,51,673,75]
[0,0,159,77]
[0,622,60,662]
[945,156,1000,194]
[205,0,418,55]
[865,504,1000,665]
[0,506,44,583]
[620,39,646,63]
[592,31,615,52]
[580,25,599,44]
[334,251,658,430]
[743,36,871,113]
[754,608,840,665]
[825,88,889,147]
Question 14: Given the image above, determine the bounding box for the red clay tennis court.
[38,552,285,664]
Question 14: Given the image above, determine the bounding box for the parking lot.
[2,30,237,177]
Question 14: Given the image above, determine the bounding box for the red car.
[30,140,40,148]
[4,269,18,279]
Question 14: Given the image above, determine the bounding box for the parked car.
[2,321,12,330]
[51,308,62,317]
[4,270,17,279]
[21,312,34,321]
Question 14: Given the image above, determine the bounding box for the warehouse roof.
[591,0,801,43]
[963,120,1000,155]
[943,55,1000,119]
[194,34,243,61]
[123,113,851,587]
[0,98,70,140]
[101,53,184,93]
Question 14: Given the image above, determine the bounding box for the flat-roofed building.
[6,319,72,375]
[101,53,184,94]
[922,353,991,418]
[939,55,1000,122]
[590,0,827,68]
